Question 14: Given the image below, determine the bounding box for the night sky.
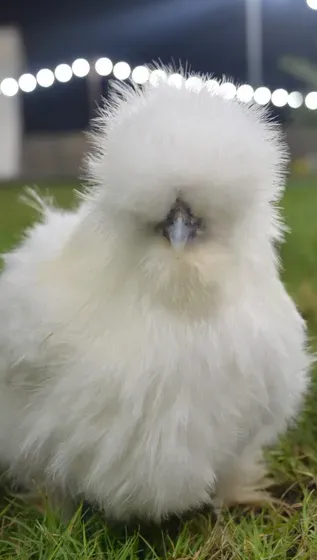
[0,0,316,132]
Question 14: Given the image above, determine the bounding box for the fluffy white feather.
[0,68,312,521]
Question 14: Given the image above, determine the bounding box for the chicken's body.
[0,70,311,521]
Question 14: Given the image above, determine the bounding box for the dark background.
[0,0,316,132]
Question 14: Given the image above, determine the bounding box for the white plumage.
[0,68,312,521]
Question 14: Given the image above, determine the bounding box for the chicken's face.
[87,71,288,311]
[122,184,249,311]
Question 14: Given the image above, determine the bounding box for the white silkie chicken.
[0,68,312,521]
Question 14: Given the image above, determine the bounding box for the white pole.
[245,0,263,86]
[87,66,102,121]
[0,26,23,180]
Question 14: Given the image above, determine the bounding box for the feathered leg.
[213,448,274,512]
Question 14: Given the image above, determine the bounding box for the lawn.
[0,177,316,559]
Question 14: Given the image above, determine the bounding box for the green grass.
[0,178,317,559]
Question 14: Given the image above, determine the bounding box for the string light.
[237,84,254,103]
[307,0,317,9]
[185,76,203,91]
[167,73,183,88]
[206,79,220,92]
[305,92,317,110]
[219,82,237,100]
[288,91,303,109]
[0,78,19,96]
[131,65,150,84]
[95,57,113,76]
[271,89,288,108]
[149,69,167,85]
[72,59,90,78]
[19,73,37,93]
[36,69,55,88]
[55,64,72,83]
[0,56,314,110]
[113,62,131,80]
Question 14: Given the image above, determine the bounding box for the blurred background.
[1,0,317,181]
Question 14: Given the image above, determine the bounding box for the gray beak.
[161,200,201,251]
[166,212,191,251]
